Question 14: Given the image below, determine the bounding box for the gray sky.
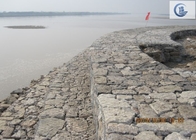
[0,0,173,14]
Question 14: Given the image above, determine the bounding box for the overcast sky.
[0,0,175,14]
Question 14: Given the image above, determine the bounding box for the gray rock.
[96,85,112,94]
[14,107,25,119]
[169,99,180,108]
[24,98,35,106]
[102,107,135,124]
[0,117,14,121]
[66,118,88,133]
[21,119,37,127]
[188,99,196,107]
[107,133,134,140]
[190,134,196,140]
[0,104,10,112]
[1,127,14,137]
[155,85,182,93]
[10,88,24,95]
[112,89,137,95]
[159,70,175,75]
[178,105,196,119]
[160,81,175,86]
[180,130,192,137]
[5,96,17,104]
[149,92,176,100]
[94,68,108,75]
[36,85,46,90]
[121,67,141,76]
[141,74,161,86]
[1,111,12,117]
[160,111,176,118]
[107,123,138,134]
[46,92,56,99]
[107,76,126,84]
[134,131,161,140]
[183,85,196,91]
[133,95,145,103]
[150,101,173,115]
[125,79,144,87]
[40,81,50,86]
[165,132,189,140]
[145,98,154,104]
[178,97,190,104]
[117,95,133,101]
[12,130,26,139]
[39,108,65,119]
[181,71,193,78]
[66,107,78,117]
[180,91,196,99]
[9,119,21,125]
[45,99,64,107]
[37,118,65,138]
[114,58,127,63]
[115,64,125,69]
[44,105,54,110]
[174,119,196,133]
[138,104,158,118]
[94,76,107,84]
[79,109,92,118]
[137,123,178,133]
[93,57,107,63]
[51,132,71,140]
[98,94,130,108]
[168,75,185,82]
[136,86,152,94]
[0,120,7,130]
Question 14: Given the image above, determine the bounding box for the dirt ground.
[164,36,196,70]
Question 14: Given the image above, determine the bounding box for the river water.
[0,14,195,100]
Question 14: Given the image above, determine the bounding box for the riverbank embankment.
[0,25,196,140]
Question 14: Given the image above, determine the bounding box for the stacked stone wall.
[90,26,196,140]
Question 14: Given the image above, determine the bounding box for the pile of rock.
[89,26,196,140]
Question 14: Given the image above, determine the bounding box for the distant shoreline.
[5,25,46,29]
[152,16,169,19]
[0,12,126,17]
